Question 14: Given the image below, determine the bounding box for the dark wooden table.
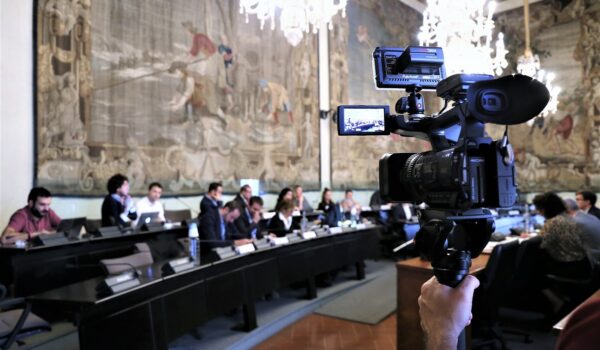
[0,226,188,296]
[28,226,382,350]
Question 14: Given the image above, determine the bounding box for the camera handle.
[414,218,473,287]
[415,213,493,350]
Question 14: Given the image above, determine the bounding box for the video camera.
[337,46,549,286]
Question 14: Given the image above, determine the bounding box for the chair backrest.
[481,239,521,303]
[511,236,544,293]
[164,209,192,223]
[100,243,154,275]
[473,239,520,327]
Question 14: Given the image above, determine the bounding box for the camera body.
[380,139,516,210]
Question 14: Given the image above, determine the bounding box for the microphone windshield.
[467,74,550,125]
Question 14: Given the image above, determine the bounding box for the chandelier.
[516,0,561,118]
[239,0,347,47]
[418,0,508,76]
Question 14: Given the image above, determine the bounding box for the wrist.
[426,333,458,350]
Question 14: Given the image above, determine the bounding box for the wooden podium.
[396,255,489,350]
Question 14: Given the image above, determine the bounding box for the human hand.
[252,211,261,224]
[418,275,480,350]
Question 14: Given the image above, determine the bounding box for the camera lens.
[399,149,467,208]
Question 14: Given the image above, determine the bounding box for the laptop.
[135,212,160,230]
[57,217,86,240]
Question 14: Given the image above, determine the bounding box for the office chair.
[498,236,546,342]
[472,239,520,350]
[545,252,599,312]
[0,285,51,349]
[164,209,192,223]
[503,237,546,309]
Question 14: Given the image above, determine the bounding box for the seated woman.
[267,200,299,236]
[274,187,294,212]
[533,192,589,276]
[533,192,592,313]
[318,187,335,213]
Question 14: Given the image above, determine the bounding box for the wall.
[1,1,35,228]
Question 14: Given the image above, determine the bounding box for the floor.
[254,313,396,350]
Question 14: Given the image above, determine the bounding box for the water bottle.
[350,207,358,226]
[523,203,531,233]
[300,212,308,233]
[188,222,199,263]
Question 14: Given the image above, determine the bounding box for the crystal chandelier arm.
[523,0,532,56]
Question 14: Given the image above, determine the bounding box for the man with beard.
[2,187,61,244]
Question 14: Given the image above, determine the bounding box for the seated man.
[564,198,600,262]
[576,191,600,220]
[234,184,252,210]
[2,187,61,244]
[101,174,137,227]
[199,200,252,262]
[325,199,352,227]
[199,182,223,218]
[134,182,166,225]
[234,195,263,239]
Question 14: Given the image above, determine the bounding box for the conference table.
[26,225,382,350]
[0,226,188,297]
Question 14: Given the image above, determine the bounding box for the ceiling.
[398,0,545,14]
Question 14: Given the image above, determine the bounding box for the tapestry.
[35,0,320,196]
[489,0,600,192]
[329,0,431,190]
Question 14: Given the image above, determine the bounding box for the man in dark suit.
[234,184,252,211]
[235,196,263,239]
[325,199,352,227]
[199,182,223,218]
[576,191,600,220]
[198,200,252,261]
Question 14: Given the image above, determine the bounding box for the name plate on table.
[97,226,123,238]
[33,233,70,246]
[300,231,317,239]
[355,223,367,230]
[314,228,328,236]
[215,247,237,260]
[329,227,343,235]
[235,243,256,255]
[270,237,289,246]
[254,239,271,250]
[96,271,141,296]
[286,233,302,243]
[380,204,392,210]
[162,257,195,276]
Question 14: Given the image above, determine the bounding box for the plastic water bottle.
[188,222,199,263]
[350,207,358,226]
[523,204,531,233]
[300,212,308,233]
